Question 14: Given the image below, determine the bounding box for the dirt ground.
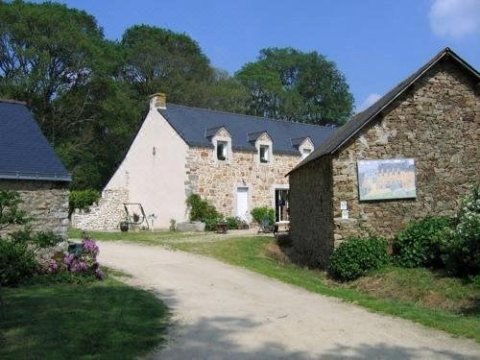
[98,241,480,359]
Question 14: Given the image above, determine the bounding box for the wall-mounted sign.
[357,159,417,201]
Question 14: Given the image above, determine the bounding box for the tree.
[0,1,143,190]
[235,48,354,125]
[202,69,250,114]
[0,0,111,142]
[120,25,214,105]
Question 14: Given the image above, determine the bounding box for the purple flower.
[82,238,99,257]
[47,259,58,273]
[64,253,75,267]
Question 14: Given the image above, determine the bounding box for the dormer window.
[302,148,312,159]
[217,141,228,161]
[259,145,270,163]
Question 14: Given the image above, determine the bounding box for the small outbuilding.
[288,48,480,268]
[0,99,71,236]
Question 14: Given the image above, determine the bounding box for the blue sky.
[49,0,480,111]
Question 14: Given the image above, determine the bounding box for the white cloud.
[359,93,382,112]
[429,0,480,37]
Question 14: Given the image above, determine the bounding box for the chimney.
[150,93,166,110]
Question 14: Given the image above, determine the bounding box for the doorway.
[236,187,249,221]
[275,189,289,222]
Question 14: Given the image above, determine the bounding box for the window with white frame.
[259,145,270,163]
[302,148,312,159]
[216,141,228,161]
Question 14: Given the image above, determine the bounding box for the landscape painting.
[357,159,416,201]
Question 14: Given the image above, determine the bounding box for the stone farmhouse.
[288,48,480,268]
[0,99,71,236]
[73,94,336,230]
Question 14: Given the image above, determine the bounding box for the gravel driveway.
[98,241,480,359]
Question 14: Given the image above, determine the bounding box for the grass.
[0,272,169,359]
[68,227,198,244]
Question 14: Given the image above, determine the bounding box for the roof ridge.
[288,47,480,175]
[0,98,27,105]
[166,103,335,129]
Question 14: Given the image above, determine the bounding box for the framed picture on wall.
[357,159,417,201]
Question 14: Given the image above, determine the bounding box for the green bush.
[442,185,480,276]
[33,231,64,248]
[225,216,241,230]
[186,194,221,231]
[328,236,390,282]
[250,207,275,225]
[8,227,33,244]
[69,189,100,216]
[393,216,452,268]
[0,189,28,230]
[8,228,63,249]
[0,239,38,286]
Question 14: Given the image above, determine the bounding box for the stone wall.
[0,180,69,237]
[71,189,128,231]
[290,59,480,268]
[289,158,334,268]
[185,146,300,221]
[332,61,480,243]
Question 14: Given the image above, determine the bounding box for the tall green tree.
[235,48,354,125]
[202,69,250,114]
[120,25,214,105]
[0,0,112,142]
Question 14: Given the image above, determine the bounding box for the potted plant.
[119,220,129,232]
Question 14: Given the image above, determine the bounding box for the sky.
[45,0,480,111]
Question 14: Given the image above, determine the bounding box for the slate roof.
[0,100,71,182]
[158,104,336,155]
[289,47,480,174]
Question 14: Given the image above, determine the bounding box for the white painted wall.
[105,100,189,228]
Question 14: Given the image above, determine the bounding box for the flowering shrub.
[63,238,103,279]
[442,185,480,276]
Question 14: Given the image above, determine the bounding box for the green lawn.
[68,227,200,244]
[0,272,169,359]
[70,229,480,343]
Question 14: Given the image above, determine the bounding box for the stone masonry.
[71,189,128,231]
[185,146,300,220]
[290,60,480,268]
[0,180,69,237]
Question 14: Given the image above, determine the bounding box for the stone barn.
[0,99,71,236]
[288,48,480,268]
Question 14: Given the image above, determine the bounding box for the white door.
[236,187,249,221]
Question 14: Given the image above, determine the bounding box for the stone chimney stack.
[150,93,166,110]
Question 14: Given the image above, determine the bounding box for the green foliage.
[0,190,28,230]
[0,277,169,359]
[8,226,32,244]
[250,207,275,225]
[225,216,242,230]
[69,189,101,216]
[9,227,63,249]
[442,185,480,276]
[393,216,452,268]
[186,194,220,224]
[235,47,354,125]
[0,239,38,286]
[120,24,213,103]
[32,231,64,249]
[328,237,390,282]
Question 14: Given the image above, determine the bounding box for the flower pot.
[119,221,129,232]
